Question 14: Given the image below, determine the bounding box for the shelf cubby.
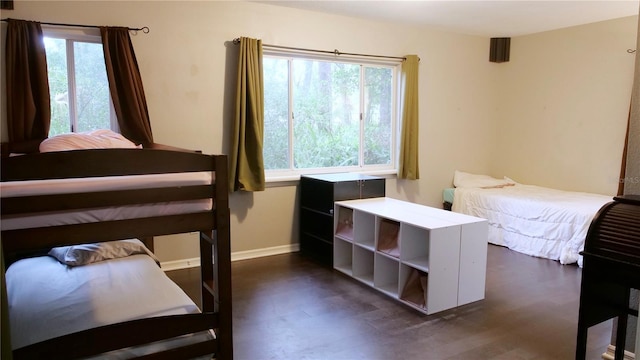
[374,253,399,297]
[353,210,375,250]
[399,264,428,311]
[335,207,354,241]
[333,238,353,275]
[399,223,430,271]
[377,218,400,258]
[352,245,374,286]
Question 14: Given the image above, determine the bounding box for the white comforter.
[452,184,612,266]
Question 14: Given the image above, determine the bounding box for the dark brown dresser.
[576,195,640,360]
[299,173,385,266]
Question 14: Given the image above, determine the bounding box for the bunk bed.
[445,171,612,266]
[0,143,232,359]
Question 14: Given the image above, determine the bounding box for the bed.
[0,136,232,359]
[445,171,613,266]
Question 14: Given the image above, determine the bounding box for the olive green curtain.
[230,37,265,192]
[5,19,50,143]
[100,27,154,146]
[398,55,420,180]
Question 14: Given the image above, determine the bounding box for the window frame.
[263,48,402,182]
[42,27,118,135]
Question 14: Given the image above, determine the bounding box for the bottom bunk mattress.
[451,184,612,266]
[6,248,213,358]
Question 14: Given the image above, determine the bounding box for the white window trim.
[263,48,402,182]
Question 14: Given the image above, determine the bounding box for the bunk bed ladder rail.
[204,154,233,360]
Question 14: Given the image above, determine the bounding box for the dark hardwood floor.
[167,245,613,360]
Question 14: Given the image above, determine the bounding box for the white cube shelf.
[334,197,488,315]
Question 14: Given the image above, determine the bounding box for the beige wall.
[492,16,636,195]
[1,1,635,262]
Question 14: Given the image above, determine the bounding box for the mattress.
[6,253,213,357]
[452,184,612,266]
[0,172,213,230]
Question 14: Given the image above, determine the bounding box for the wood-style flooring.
[167,245,613,360]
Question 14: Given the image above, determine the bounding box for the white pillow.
[48,239,159,267]
[453,170,514,188]
[39,129,141,152]
[503,176,518,185]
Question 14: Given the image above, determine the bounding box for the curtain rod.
[232,38,405,61]
[0,18,150,34]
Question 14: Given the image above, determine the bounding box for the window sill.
[265,170,397,188]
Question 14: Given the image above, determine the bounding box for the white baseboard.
[161,243,300,272]
[231,243,300,262]
[603,345,635,360]
[161,257,201,272]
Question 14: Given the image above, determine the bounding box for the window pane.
[364,66,393,165]
[262,52,398,177]
[292,60,359,169]
[74,42,110,132]
[263,57,290,170]
[44,37,70,136]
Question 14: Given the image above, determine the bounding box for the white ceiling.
[256,0,639,37]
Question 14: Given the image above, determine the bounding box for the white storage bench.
[333,197,488,315]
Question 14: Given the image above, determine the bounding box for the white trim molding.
[231,243,300,262]
[161,243,300,271]
[160,257,201,272]
[603,345,635,360]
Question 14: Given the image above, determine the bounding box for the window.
[263,50,401,179]
[43,29,117,136]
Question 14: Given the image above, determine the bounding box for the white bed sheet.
[451,184,612,266]
[6,254,212,356]
[0,172,213,231]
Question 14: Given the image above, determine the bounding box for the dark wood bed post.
[200,154,233,360]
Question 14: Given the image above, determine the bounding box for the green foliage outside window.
[263,55,395,172]
[44,36,112,136]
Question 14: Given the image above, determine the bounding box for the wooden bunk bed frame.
[0,147,233,360]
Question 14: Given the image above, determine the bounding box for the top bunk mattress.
[1,172,213,230]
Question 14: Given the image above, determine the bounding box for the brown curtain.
[229,37,265,192]
[5,19,50,143]
[100,27,153,146]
